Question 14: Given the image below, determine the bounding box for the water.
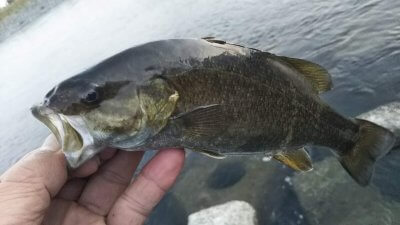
[0,1,7,8]
[0,0,399,224]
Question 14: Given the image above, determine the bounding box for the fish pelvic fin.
[278,56,332,94]
[273,147,313,172]
[339,119,395,186]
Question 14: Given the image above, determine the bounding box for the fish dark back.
[69,39,239,85]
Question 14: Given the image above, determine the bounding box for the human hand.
[0,135,185,225]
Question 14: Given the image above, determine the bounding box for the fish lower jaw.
[60,115,102,168]
[30,105,99,168]
[64,151,84,168]
[64,144,102,168]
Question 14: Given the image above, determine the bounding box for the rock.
[357,101,400,137]
[188,200,257,225]
[144,193,188,225]
[206,161,246,189]
[292,157,400,225]
[170,153,310,224]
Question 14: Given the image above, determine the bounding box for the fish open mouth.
[31,104,97,168]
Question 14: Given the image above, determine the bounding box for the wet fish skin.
[155,58,354,153]
[32,38,395,186]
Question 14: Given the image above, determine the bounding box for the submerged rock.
[188,200,257,225]
[206,162,246,189]
[169,153,311,225]
[292,157,400,225]
[144,193,188,225]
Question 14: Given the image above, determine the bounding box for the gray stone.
[292,157,400,225]
[188,200,257,225]
[357,101,400,137]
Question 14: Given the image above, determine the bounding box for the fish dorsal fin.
[202,37,226,44]
[273,147,313,172]
[278,56,332,94]
[171,104,228,137]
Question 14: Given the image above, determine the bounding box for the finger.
[43,199,104,225]
[99,148,117,162]
[108,149,185,225]
[56,178,87,201]
[78,151,144,215]
[42,134,61,150]
[70,148,117,178]
[70,155,101,178]
[0,135,67,224]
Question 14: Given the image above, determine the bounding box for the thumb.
[0,135,68,225]
[1,134,68,196]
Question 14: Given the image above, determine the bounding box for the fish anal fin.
[273,147,313,172]
[172,104,228,137]
[279,56,332,94]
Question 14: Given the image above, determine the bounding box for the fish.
[31,38,395,186]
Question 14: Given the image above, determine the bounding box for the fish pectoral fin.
[278,56,332,94]
[273,147,313,172]
[171,104,228,137]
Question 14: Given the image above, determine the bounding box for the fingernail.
[41,134,61,150]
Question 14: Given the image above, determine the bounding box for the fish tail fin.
[339,119,395,186]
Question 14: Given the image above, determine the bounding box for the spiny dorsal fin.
[171,104,228,137]
[202,37,226,44]
[279,56,332,94]
[273,147,313,172]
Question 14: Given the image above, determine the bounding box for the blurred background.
[0,0,399,224]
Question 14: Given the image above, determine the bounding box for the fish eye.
[82,90,99,104]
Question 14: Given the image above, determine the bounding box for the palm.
[46,199,105,224]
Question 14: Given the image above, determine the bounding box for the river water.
[0,0,399,224]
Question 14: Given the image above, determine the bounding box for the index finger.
[107,148,185,225]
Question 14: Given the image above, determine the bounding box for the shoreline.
[0,0,66,43]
